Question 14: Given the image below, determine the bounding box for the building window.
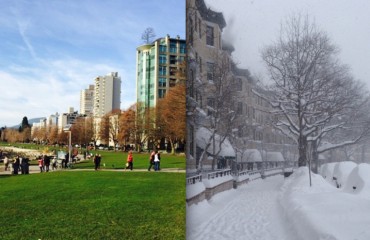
[170,42,177,53]
[159,66,167,76]
[206,25,214,46]
[207,62,214,81]
[207,97,215,116]
[170,55,177,64]
[159,54,167,64]
[159,45,167,52]
[159,78,166,87]
[158,89,166,98]
[235,78,243,91]
[180,42,186,54]
[237,102,243,115]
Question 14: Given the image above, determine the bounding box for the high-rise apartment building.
[80,85,94,116]
[93,72,121,117]
[136,35,186,112]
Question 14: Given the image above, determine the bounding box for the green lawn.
[0,171,185,240]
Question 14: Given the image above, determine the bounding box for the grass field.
[0,171,185,240]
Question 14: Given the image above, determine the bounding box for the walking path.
[187,175,298,240]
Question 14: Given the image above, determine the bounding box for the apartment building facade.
[80,85,94,116]
[186,0,297,175]
[93,72,121,118]
[136,35,186,113]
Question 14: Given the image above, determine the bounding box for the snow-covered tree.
[260,14,370,168]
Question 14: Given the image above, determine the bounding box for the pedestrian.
[44,155,50,172]
[22,157,30,174]
[126,151,133,170]
[154,150,160,171]
[38,156,44,173]
[3,155,9,171]
[148,150,155,171]
[13,156,20,175]
[94,154,101,170]
[52,157,57,170]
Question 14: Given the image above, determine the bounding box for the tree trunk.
[298,135,307,167]
[312,140,319,174]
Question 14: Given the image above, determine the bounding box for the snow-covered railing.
[248,170,262,180]
[207,169,232,180]
[232,170,249,177]
[186,174,203,185]
[264,168,283,176]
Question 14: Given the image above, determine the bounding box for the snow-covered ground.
[187,166,370,240]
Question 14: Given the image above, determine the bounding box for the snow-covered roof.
[266,152,285,162]
[196,127,236,157]
[237,149,262,162]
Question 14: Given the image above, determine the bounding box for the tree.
[260,14,370,169]
[98,115,110,146]
[118,105,136,150]
[108,110,121,151]
[157,68,186,154]
[141,27,156,44]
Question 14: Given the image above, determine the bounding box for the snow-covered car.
[343,163,370,199]
[332,161,357,188]
[319,162,337,183]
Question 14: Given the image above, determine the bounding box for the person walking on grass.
[13,156,20,175]
[126,151,133,171]
[154,150,160,171]
[44,155,50,172]
[148,150,155,171]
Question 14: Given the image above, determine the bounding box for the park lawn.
[0,171,185,240]
[75,151,186,170]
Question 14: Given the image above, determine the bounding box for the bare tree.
[260,14,370,169]
[141,27,156,44]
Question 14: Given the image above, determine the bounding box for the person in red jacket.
[126,151,133,170]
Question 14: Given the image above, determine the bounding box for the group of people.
[3,155,31,175]
[37,155,58,172]
[124,150,161,171]
[148,150,161,171]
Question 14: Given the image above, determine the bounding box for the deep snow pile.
[332,161,357,188]
[280,167,370,240]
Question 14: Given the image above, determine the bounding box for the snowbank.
[279,167,370,240]
[203,174,233,188]
[187,181,206,199]
[343,163,370,199]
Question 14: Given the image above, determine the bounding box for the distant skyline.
[205,0,370,87]
[0,0,185,127]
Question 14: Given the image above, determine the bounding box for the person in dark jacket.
[44,155,51,172]
[148,150,155,171]
[13,156,20,175]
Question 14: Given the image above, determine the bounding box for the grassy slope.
[0,171,185,240]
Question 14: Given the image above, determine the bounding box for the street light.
[63,124,72,168]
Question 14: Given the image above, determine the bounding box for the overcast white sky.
[205,0,370,87]
[0,0,185,127]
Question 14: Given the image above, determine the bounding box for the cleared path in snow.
[187,175,297,240]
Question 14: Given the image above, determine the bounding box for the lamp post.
[63,124,72,168]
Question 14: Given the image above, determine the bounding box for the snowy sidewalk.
[187,175,297,240]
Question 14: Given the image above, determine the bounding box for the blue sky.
[0,0,185,127]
